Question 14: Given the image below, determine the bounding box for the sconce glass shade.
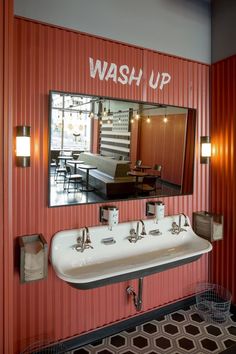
[16,126,31,167]
[201,136,211,164]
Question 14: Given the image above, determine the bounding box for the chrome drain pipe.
[126,277,143,311]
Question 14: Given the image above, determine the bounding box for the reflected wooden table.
[127,171,148,194]
[78,164,97,192]
[138,165,152,172]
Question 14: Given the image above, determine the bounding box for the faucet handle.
[85,232,91,244]
[130,228,136,236]
[77,236,82,244]
[172,222,179,229]
[128,228,137,243]
[141,225,147,236]
[169,222,179,234]
[84,243,93,250]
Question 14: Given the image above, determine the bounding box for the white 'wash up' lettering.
[89,57,171,90]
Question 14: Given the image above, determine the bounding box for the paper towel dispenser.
[193,211,223,242]
[19,234,48,283]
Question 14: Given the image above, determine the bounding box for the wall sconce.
[200,136,211,164]
[16,126,31,167]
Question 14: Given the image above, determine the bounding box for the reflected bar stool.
[55,161,67,183]
[64,166,83,193]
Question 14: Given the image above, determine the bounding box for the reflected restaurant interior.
[49,91,195,206]
[1,1,236,354]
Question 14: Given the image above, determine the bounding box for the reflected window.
[51,93,92,151]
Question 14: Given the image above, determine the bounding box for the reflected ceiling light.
[163,108,168,123]
[118,112,121,123]
[135,112,140,120]
[131,118,134,124]
[16,126,31,167]
[163,114,168,123]
[200,136,211,164]
[103,107,107,117]
[146,116,151,123]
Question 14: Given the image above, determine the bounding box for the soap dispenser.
[100,206,119,230]
[146,201,165,223]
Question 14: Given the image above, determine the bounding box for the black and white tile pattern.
[69,305,236,354]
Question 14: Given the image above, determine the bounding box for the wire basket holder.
[196,283,232,323]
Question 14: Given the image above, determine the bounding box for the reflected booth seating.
[78,153,135,197]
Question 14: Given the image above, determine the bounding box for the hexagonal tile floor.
[67,305,236,354]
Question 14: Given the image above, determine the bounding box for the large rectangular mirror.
[49,90,196,207]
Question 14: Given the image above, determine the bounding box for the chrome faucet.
[137,219,147,237]
[74,227,93,252]
[128,220,147,243]
[179,213,190,228]
[169,213,189,235]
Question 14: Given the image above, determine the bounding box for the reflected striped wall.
[100,111,131,159]
[12,17,210,353]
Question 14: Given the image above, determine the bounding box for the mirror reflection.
[49,91,196,207]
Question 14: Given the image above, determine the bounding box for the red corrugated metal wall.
[0,2,4,352]
[1,1,14,353]
[210,55,236,303]
[12,17,210,353]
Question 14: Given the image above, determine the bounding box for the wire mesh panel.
[196,283,232,323]
[20,339,68,354]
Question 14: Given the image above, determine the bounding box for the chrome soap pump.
[99,206,119,230]
[146,201,165,223]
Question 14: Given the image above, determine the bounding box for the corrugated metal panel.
[0,1,4,352]
[12,17,210,354]
[210,56,236,303]
[1,1,14,354]
[0,2,4,351]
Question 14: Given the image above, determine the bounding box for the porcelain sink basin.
[50,215,212,289]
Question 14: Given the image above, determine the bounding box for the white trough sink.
[50,215,212,289]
